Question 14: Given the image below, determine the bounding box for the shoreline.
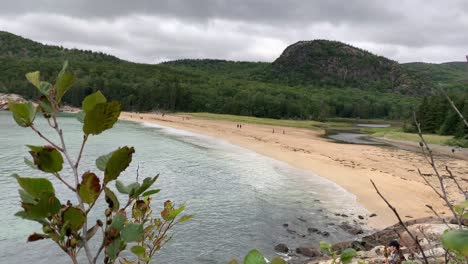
[120,112,468,229]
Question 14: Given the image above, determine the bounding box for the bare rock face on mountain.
[265,40,430,95]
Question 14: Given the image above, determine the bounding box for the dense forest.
[0,31,466,128]
[415,93,468,141]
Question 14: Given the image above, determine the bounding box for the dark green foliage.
[0,31,431,121]
[403,62,468,91]
[27,145,64,173]
[416,92,468,139]
[260,40,431,95]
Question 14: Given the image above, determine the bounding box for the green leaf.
[19,189,36,204]
[76,111,85,123]
[40,82,53,95]
[131,245,145,258]
[104,146,135,183]
[107,237,122,262]
[243,249,267,264]
[110,213,125,230]
[38,96,53,118]
[228,259,238,264]
[319,241,332,254]
[104,187,120,212]
[96,151,112,171]
[442,229,468,257]
[27,145,63,173]
[141,189,160,197]
[25,71,41,90]
[15,211,48,224]
[270,257,286,264]
[55,61,76,103]
[24,158,37,170]
[121,223,144,242]
[78,172,101,204]
[9,102,36,127]
[84,101,121,135]
[340,248,357,264]
[83,101,121,135]
[179,214,193,223]
[62,207,86,232]
[170,204,186,219]
[22,192,61,219]
[131,175,159,198]
[82,91,107,113]
[16,176,55,198]
[116,181,140,195]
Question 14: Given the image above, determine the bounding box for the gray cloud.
[0,0,466,63]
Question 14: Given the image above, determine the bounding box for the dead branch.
[370,179,429,264]
[439,87,468,128]
[445,166,468,200]
[425,205,452,229]
[413,113,462,228]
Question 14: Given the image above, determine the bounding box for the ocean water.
[0,111,368,263]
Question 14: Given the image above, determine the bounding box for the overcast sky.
[0,0,467,63]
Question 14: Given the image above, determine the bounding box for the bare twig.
[413,113,462,228]
[425,205,452,229]
[439,88,468,128]
[417,168,444,199]
[75,134,89,169]
[445,166,467,200]
[53,172,76,192]
[49,94,94,263]
[30,125,63,151]
[370,179,429,264]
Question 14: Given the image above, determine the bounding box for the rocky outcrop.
[281,217,455,264]
[264,40,431,95]
[0,93,26,110]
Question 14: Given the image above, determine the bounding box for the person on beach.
[385,240,405,264]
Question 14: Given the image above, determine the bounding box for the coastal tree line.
[1,58,418,121]
[415,93,468,140]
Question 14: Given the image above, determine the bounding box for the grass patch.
[370,130,454,145]
[181,112,350,130]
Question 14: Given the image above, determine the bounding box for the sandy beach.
[120,112,468,229]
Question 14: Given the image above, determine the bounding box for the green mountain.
[263,40,430,95]
[402,61,468,91]
[1,31,463,121]
[0,31,121,63]
[164,40,432,96]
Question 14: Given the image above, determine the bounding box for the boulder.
[296,246,321,258]
[339,222,364,235]
[274,243,289,253]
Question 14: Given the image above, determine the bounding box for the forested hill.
[0,31,121,63]
[0,31,464,121]
[163,40,432,95]
[402,61,468,91]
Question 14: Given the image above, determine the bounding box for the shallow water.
[328,132,382,145]
[356,124,390,128]
[0,112,368,263]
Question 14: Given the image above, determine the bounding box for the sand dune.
[120,112,468,229]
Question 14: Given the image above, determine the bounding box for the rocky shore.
[0,93,26,110]
[277,216,462,263]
